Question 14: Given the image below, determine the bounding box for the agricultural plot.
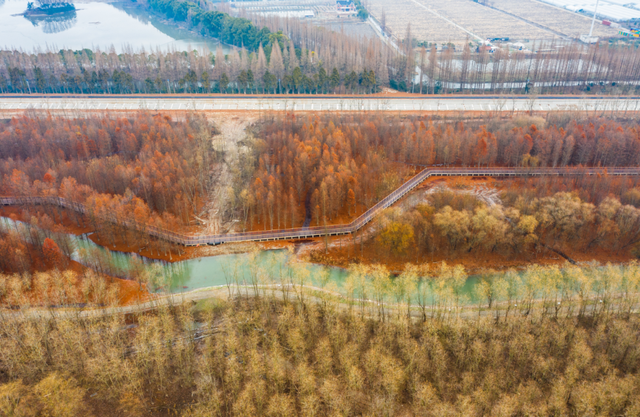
[420,0,554,40]
[319,21,379,38]
[367,0,470,43]
[489,0,620,39]
[370,0,622,46]
[233,0,335,17]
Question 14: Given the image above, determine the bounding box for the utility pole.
[589,0,601,38]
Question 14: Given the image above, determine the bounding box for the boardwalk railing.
[2,167,638,246]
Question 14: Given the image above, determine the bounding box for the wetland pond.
[0,0,230,52]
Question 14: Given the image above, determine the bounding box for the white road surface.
[0,95,638,113]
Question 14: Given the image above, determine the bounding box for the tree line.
[0,47,377,94]
[415,40,640,94]
[229,10,640,94]
[148,0,271,51]
[2,42,639,95]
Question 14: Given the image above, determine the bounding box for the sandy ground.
[423,183,502,206]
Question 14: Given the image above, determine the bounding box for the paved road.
[0,95,639,113]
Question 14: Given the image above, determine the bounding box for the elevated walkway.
[2,167,637,246]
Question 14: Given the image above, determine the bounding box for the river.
[0,0,230,53]
[1,216,490,304]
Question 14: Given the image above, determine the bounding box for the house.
[336,0,356,15]
[477,45,495,53]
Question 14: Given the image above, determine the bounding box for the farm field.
[369,0,622,45]
[488,0,620,39]
[317,20,379,38]
[422,0,553,40]
[367,0,470,43]
[369,0,556,45]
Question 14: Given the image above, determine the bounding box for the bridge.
[1,167,638,246]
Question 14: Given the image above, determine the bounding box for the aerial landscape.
[2,0,640,414]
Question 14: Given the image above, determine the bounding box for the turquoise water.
[0,217,503,305]
[0,0,230,52]
[0,217,350,292]
[3,217,636,310]
[155,251,350,294]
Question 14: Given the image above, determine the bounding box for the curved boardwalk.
[2,167,638,246]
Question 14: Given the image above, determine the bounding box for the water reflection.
[0,0,230,52]
[0,215,492,306]
[110,1,231,52]
[24,9,76,33]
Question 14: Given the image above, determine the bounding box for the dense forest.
[352,179,640,264]
[2,111,640,415]
[2,267,640,415]
[2,113,640,251]
[0,112,218,263]
[247,114,640,231]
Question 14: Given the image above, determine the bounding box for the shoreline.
[0,205,635,276]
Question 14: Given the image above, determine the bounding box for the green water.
[3,217,635,310]
[0,217,490,304]
[159,251,350,293]
[75,237,486,305]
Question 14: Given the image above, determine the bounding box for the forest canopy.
[1,110,640,415]
[2,267,640,416]
[147,0,271,51]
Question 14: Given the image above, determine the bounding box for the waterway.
[0,0,230,53]
[9,214,637,310]
[1,216,490,304]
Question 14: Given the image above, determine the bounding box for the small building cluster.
[336,0,356,16]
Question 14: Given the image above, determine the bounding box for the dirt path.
[200,114,257,235]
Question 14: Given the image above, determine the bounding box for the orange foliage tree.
[42,238,65,269]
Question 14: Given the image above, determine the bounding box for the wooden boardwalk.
[2,167,638,246]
